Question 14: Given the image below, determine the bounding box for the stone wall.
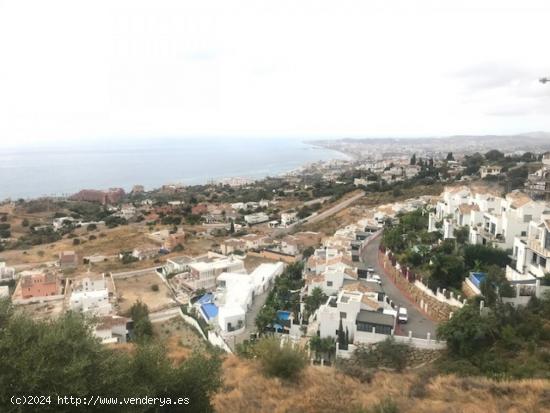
[379,251,460,322]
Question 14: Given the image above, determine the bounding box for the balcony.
[528,239,550,259]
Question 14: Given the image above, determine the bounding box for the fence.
[335,330,446,359]
[208,330,233,353]
[379,248,465,321]
[179,310,207,340]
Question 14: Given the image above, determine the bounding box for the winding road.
[361,236,437,339]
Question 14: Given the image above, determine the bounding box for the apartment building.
[510,216,550,280]
[432,186,547,250]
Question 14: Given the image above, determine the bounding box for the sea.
[0,138,348,200]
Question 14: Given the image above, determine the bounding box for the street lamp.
[540,77,550,84]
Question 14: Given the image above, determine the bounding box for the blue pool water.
[201,303,218,320]
[277,310,291,321]
[469,272,487,288]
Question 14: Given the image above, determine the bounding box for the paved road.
[110,266,162,278]
[362,236,437,339]
[303,191,365,226]
[149,306,180,322]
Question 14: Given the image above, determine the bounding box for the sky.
[0,0,550,146]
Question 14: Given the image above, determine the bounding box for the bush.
[72,238,81,246]
[352,338,410,372]
[254,337,308,381]
[151,284,159,292]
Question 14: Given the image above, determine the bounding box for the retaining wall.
[379,251,464,322]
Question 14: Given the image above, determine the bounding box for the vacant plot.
[114,272,174,314]
[243,254,280,272]
[153,316,208,354]
[18,300,65,321]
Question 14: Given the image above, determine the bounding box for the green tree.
[309,336,336,361]
[485,149,505,162]
[304,287,327,317]
[437,304,497,357]
[130,301,153,342]
[255,305,276,334]
[0,299,222,412]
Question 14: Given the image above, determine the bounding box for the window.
[340,312,347,319]
[541,257,547,268]
[327,281,333,287]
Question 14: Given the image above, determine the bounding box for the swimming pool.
[469,272,487,288]
[277,310,291,321]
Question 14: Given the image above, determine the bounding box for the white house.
[164,253,246,291]
[216,262,284,333]
[510,216,550,279]
[244,212,270,225]
[280,212,298,227]
[131,247,159,261]
[480,165,502,179]
[93,315,129,344]
[0,261,15,281]
[443,219,454,239]
[306,270,346,296]
[0,285,9,298]
[69,275,112,316]
[317,290,395,343]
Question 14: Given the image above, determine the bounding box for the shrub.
[254,337,308,381]
[151,284,159,292]
[72,238,81,246]
[353,338,410,372]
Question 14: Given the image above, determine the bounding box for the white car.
[371,274,382,283]
[398,307,408,324]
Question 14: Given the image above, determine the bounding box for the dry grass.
[213,356,550,413]
[153,317,207,353]
[114,272,174,314]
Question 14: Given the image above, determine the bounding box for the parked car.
[371,274,381,283]
[398,307,408,324]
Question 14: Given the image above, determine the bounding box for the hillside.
[213,356,550,413]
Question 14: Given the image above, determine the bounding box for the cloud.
[1,0,550,144]
[455,62,529,90]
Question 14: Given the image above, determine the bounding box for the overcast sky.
[1,0,549,146]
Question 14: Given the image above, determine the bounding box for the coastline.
[0,139,350,201]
